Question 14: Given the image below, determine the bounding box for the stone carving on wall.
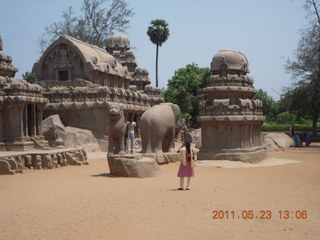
[42,154,53,169]
[25,155,33,169]
[35,155,42,169]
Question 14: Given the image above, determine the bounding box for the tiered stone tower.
[198,50,267,162]
[106,34,137,74]
[132,67,151,91]
[106,34,162,100]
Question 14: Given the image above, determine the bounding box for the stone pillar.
[3,102,24,141]
[36,104,44,136]
[32,104,37,136]
[20,104,24,138]
[23,104,28,137]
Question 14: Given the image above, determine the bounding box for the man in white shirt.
[126,118,136,153]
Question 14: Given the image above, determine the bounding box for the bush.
[275,111,296,124]
[262,123,313,132]
[310,135,320,142]
[22,71,37,83]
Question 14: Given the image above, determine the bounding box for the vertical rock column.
[197,50,267,162]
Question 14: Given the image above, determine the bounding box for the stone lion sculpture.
[42,154,53,169]
[108,105,126,154]
[25,155,33,169]
[140,103,180,154]
[35,155,42,169]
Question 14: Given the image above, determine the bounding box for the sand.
[0,144,319,240]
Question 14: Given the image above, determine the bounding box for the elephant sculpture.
[108,105,126,154]
[140,103,180,154]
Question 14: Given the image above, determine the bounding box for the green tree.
[254,89,279,123]
[163,64,211,122]
[285,0,320,135]
[147,19,170,87]
[38,0,134,52]
[22,72,37,84]
[275,111,296,124]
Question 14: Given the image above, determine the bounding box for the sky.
[0,0,308,100]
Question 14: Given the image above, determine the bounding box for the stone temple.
[198,50,267,161]
[32,34,163,150]
[0,36,90,175]
[0,36,48,151]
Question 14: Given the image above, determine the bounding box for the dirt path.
[0,144,319,240]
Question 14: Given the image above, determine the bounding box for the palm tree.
[147,19,170,87]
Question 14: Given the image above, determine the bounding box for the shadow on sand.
[91,173,116,178]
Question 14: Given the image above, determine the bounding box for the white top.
[127,121,136,134]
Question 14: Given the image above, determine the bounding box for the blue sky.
[0,0,307,99]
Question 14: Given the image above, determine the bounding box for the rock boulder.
[42,115,102,152]
[107,155,163,178]
[262,132,295,151]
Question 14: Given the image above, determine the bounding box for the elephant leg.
[141,129,151,153]
[168,127,176,152]
[152,135,163,154]
[162,127,175,152]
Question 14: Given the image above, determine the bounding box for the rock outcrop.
[262,132,295,151]
[42,114,102,152]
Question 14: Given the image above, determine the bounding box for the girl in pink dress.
[177,141,196,190]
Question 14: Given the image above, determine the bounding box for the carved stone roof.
[33,35,128,79]
[133,67,150,84]
[106,34,131,52]
[211,50,249,74]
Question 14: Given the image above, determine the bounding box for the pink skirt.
[177,160,194,177]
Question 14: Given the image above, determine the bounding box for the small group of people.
[290,124,311,147]
[293,132,311,147]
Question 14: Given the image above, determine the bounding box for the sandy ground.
[0,144,320,240]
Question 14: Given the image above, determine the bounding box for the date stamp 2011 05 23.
[211,210,308,220]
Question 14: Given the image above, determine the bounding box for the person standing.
[290,124,296,136]
[126,118,136,153]
[177,141,196,190]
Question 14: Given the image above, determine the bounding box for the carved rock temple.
[0,36,48,151]
[0,35,103,175]
[32,35,163,147]
[198,50,267,162]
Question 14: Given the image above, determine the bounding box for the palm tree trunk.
[156,44,159,87]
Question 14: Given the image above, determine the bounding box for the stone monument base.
[197,146,267,163]
[1,141,35,151]
[107,154,164,178]
[0,148,88,175]
[140,152,180,165]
